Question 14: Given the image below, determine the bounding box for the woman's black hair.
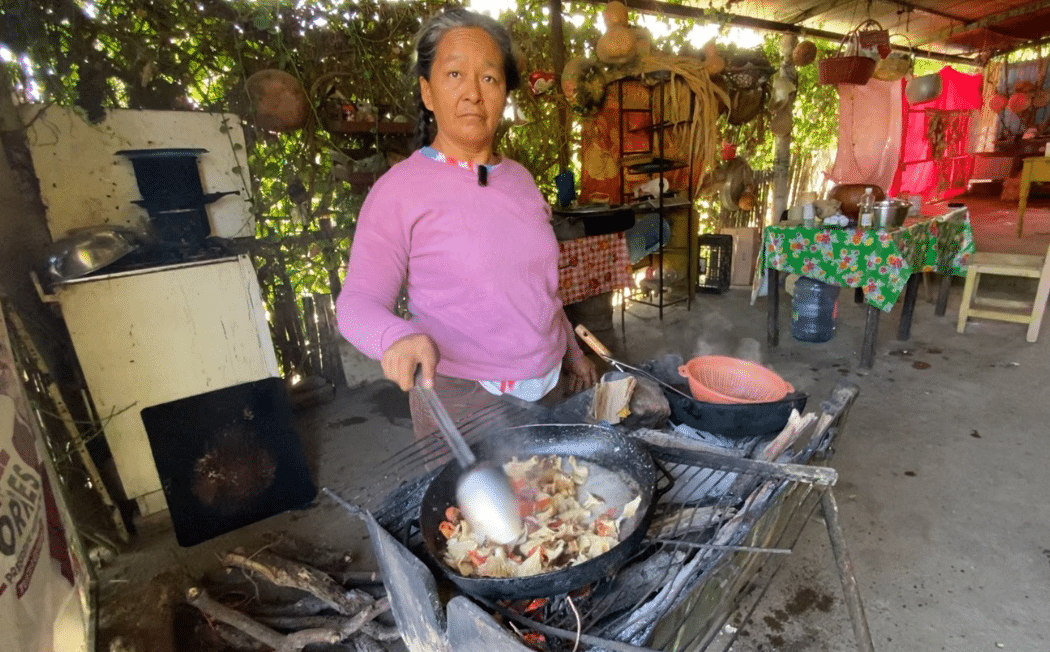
[410,7,520,149]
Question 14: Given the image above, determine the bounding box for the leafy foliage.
[3,0,443,302]
[2,0,843,356]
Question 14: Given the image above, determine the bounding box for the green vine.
[2,0,845,370]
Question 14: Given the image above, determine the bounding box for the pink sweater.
[336,150,573,381]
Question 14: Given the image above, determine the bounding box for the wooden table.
[761,209,974,369]
[1017,156,1050,237]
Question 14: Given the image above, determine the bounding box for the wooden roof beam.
[587,0,977,65]
[785,1,1015,46]
[914,0,1050,48]
[781,0,967,27]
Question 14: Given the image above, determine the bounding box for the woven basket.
[872,34,913,82]
[856,18,889,48]
[818,28,876,85]
[819,56,876,85]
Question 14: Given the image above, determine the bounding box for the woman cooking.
[336,7,598,440]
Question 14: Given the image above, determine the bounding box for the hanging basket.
[872,34,914,82]
[856,18,890,49]
[818,27,876,86]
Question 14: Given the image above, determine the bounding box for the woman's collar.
[420,146,501,172]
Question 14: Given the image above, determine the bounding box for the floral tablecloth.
[557,232,633,305]
[760,212,974,312]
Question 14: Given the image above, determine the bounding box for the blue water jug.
[791,277,840,343]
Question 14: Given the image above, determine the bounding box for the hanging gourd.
[792,41,817,67]
[596,1,638,65]
[246,69,309,132]
[603,0,628,27]
[702,41,725,75]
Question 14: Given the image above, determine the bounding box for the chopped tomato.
[467,549,488,566]
[445,506,461,523]
[519,496,553,517]
[438,521,456,539]
[595,520,613,537]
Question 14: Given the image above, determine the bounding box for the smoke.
[691,311,763,364]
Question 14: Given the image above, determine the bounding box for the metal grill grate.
[343,380,860,652]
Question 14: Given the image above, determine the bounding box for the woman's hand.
[564,347,599,395]
[382,334,439,391]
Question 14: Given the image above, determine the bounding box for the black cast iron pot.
[419,423,657,601]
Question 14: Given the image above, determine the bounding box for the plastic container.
[697,234,733,294]
[792,277,840,343]
[677,356,793,404]
[859,187,875,228]
[802,202,816,228]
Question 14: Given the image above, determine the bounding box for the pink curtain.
[830,78,904,193]
[891,67,984,201]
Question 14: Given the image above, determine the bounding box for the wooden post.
[897,273,920,340]
[301,295,322,377]
[861,304,880,369]
[935,274,952,316]
[771,34,798,224]
[318,217,343,298]
[820,490,876,652]
[767,267,780,348]
[550,0,570,170]
[316,294,348,387]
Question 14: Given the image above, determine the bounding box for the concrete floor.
[97,194,1050,651]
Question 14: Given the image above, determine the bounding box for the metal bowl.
[872,199,910,229]
[45,225,142,282]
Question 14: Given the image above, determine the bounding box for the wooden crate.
[721,226,760,288]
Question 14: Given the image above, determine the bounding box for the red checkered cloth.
[557,232,633,305]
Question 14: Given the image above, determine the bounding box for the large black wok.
[664,385,808,439]
[419,423,657,601]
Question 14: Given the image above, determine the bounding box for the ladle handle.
[414,369,477,468]
[574,324,611,358]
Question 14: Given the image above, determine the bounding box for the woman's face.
[420,27,507,157]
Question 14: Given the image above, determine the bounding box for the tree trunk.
[772,34,798,224]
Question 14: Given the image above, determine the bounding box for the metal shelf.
[629,119,690,133]
[625,158,689,174]
[616,77,698,324]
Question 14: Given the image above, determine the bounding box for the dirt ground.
[91,192,1050,651]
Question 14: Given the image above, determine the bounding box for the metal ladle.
[415,370,523,545]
